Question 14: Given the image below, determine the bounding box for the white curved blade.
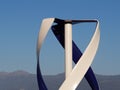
[37,18,55,57]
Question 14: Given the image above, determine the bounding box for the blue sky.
[0,0,120,75]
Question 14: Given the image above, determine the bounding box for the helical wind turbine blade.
[36,18,55,90]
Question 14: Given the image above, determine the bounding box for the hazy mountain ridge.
[0,70,120,90]
[0,70,30,77]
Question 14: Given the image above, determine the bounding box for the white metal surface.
[65,23,72,79]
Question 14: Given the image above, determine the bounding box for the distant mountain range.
[0,70,120,90]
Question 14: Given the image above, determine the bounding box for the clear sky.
[0,0,120,75]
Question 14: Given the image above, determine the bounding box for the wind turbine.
[36,18,100,90]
